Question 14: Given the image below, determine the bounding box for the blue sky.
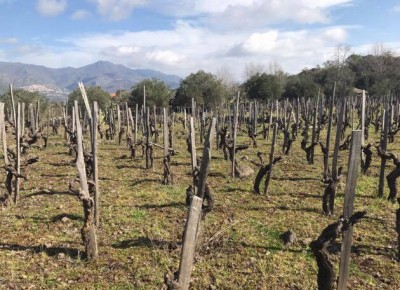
[0,0,400,80]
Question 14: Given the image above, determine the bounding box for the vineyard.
[0,86,399,289]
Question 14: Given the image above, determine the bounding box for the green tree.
[283,71,319,99]
[67,86,111,111]
[242,73,284,100]
[129,78,173,108]
[174,70,228,109]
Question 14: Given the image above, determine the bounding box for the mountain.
[0,60,181,100]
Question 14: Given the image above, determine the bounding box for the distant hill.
[0,60,181,100]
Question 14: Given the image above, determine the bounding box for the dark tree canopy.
[242,73,283,101]
[282,52,400,98]
[67,86,111,111]
[173,70,228,109]
[346,53,400,96]
[129,78,173,108]
[283,71,320,99]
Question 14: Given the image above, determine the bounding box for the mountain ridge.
[0,60,181,100]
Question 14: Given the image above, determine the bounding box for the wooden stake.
[74,101,98,260]
[191,98,195,119]
[177,196,203,290]
[14,103,21,205]
[135,104,138,145]
[78,82,92,120]
[92,102,100,227]
[324,83,336,176]
[196,118,216,199]
[35,100,40,132]
[9,84,16,125]
[310,97,318,163]
[264,123,278,194]
[117,105,121,144]
[163,108,168,157]
[332,99,345,180]
[0,103,8,166]
[337,130,362,290]
[361,90,366,145]
[184,109,187,130]
[378,109,389,198]
[125,102,130,135]
[232,93,239,177]
[190,117,197,193]
[21,103,25,135]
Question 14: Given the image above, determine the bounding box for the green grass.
[0,118,399,289]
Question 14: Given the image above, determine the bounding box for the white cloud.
[19,22,346,79]
[228,26,348,61]
[150,0,353,29]
[146,50,186,65]
[240,31,279,54]
[301,0,353,9]
[89,0,147,21]
[322,27,348,42]
[394,5,400,12]
[36,0,67,16]
[107,45,142,56]
[83,0,353,24]
[7,0,389,83]
[193,0,255,13]
[71,9,91,20]
[6,23,399,82]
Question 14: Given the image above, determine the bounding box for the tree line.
[2,49,400,110]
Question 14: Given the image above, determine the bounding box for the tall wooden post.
[337,130,362,290]
[143,85,146,112]
[163,108,169,157]
[316,96,323,142]
[177,118,216,289]
[332,99,345,180]
[9,84,16,125]
[125,102,130,135]
[196,118,216,199]
[264,123,278,194]
[134,104,138,145]
[310,97,318,163]
[35,100,40,132]
[145,107,151,169]
[324,83,336,176]
[142,85,146,137]
[191,98,195,119]
[232,93,239,177]
[117,105,121,144]
[92,102,100,227]
[14,103,21,205]
[378,109,389,198]
[74,101,98,260]
[215,112,219,151]
[21,103,25,135]
[361,90,366,145]
[190,117,197,193]
[171,112,175,148]
[268,103,273,140]
[46,105,50,138]
[295,97,300,137]
[183,109,187,130]
[0,103,8,166]
[29,104,35,133]
[177,196,203,290]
